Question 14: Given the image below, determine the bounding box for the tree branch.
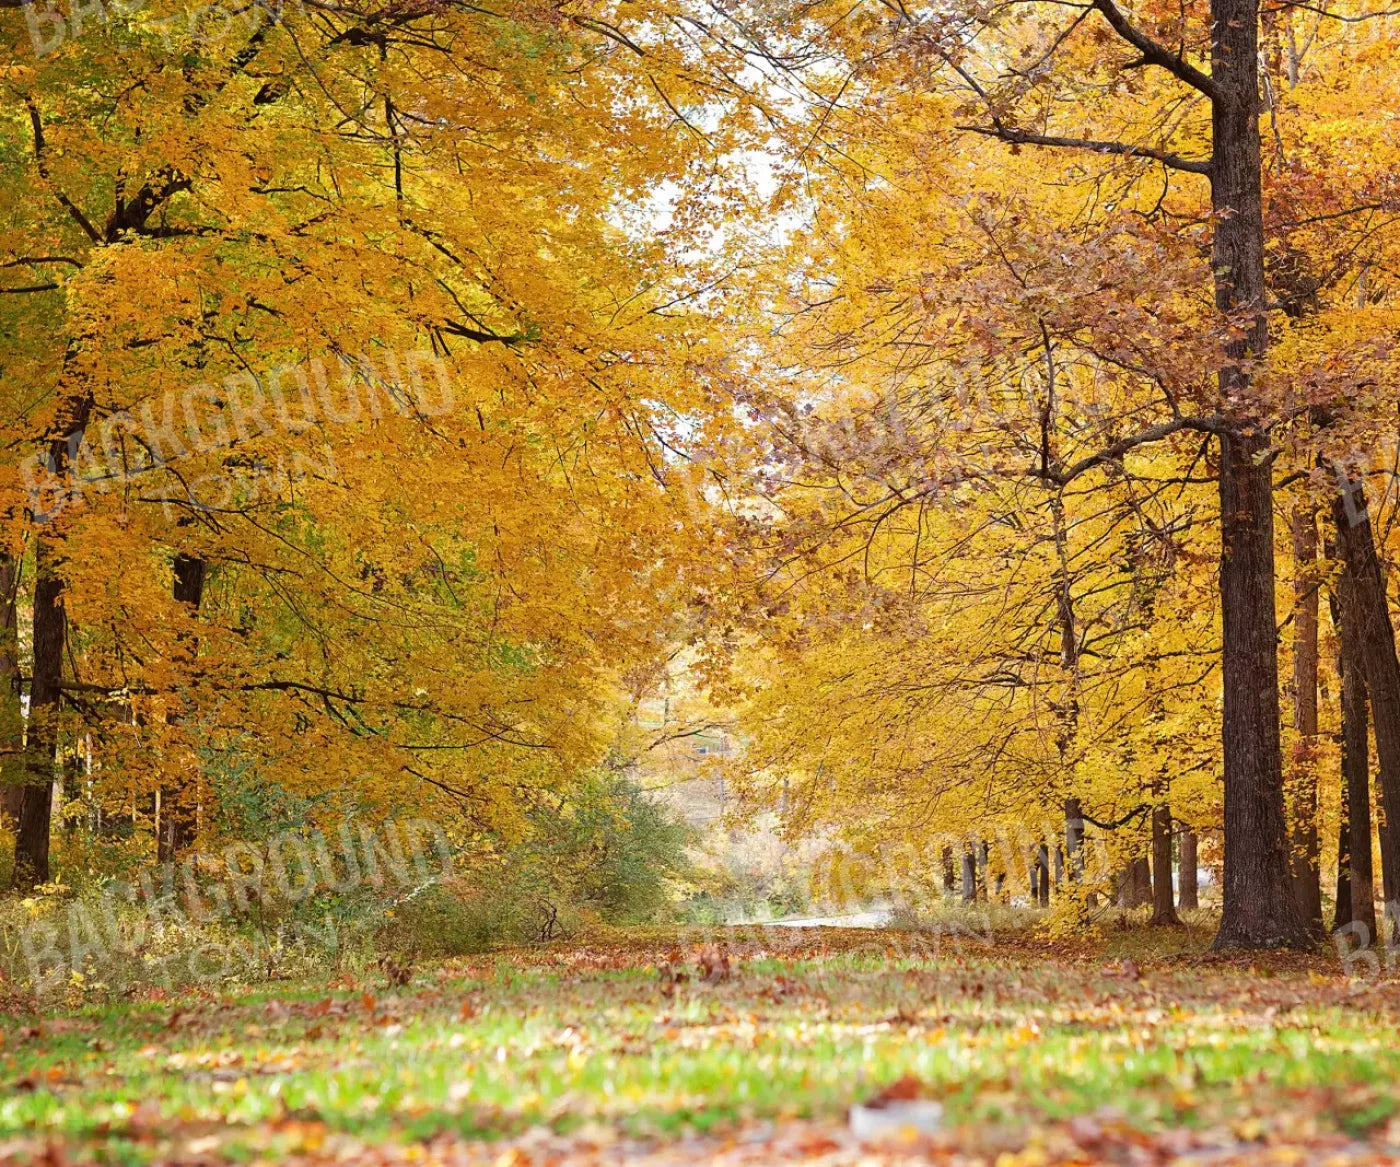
[1082,802,1150,830]
[1038,413,1225,484]
[1265,0,1400,19]
[1090,0,1220,100]
[24,97,102,245]
[959,123,1212,174]
[1,256,83,269]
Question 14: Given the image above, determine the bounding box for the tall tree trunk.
[1209,0,1309,947]
[1334,568,1378,940]
[12,539,65,889]
[1289,508,1323,932]
[1036,842,1050,907]
[1332,479,1400,936]
[1178,829,1199,910]
[1335,794,1353,933]
[941,845,955,895]
[0,552,23,825]
[1150,800,1180,925]
[11,373,92,890]
[157,553,207,863]
[1065,798,1099,907]
[1051,494,1087,908]
[1379,782,1399,927]
[961,847,977,903]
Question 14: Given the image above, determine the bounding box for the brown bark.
[11,377,92,889]
[1208,0,1309,948]
[1064,797,1085,880]
[961,847,976,902]
[156,553,207,863]
[1150,801,1180,925]
[941,845,956,895]
[1332,479,1400,935]
[0,553,23,826]
[1334,567,1378,939]
[1213,424,1305,946]
[1178,829,1199,910]
[1289,508,1323,933]
[12,539,65,889]
[1335,795,1353,933]
[1119,855,1151,908]
[1380,781,1399,922]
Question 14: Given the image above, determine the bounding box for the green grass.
[3,926,1399,1161]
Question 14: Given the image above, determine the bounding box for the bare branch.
[958,123,1212,174]
[1043,414,1225,484]
[0,256,83,269]
[1266,0,1400,19]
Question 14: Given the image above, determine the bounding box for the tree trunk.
[961,847,976,902]
[12,539,65,889]
[1208,0,1310,950]
[1289,508,1323,933]
[1213,424,1305,946]
[941,845,955,895]
[1150,801,1180,925]
[11,376,92,889]
[1332,479,1400,937]
[1119,855,1151,908]
[1335,794,1353,933]
[0,553,23,826]
[1178,829,1199,910]
[157,553,207,863]
[1334,567,1378,940]
[1036,842,1050,907]
[1380,782,1399,928]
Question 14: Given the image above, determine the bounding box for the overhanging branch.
[959,123,1212,175]
[1033,413,1225,484]
[1091,0,1219,100]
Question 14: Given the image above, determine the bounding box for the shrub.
[380,770,696,955]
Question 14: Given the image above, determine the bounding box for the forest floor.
[5,924,1400,1164]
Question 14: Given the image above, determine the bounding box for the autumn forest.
[4,0,1400,1158]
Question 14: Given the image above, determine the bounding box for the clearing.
[5,925,1400,1165]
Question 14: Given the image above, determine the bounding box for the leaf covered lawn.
[6,926,1400,1164]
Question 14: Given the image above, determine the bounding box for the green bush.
[380,771,695,955]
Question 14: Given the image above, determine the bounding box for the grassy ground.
[5,924,1400,1164]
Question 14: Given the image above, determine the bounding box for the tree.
[709,0,1400,946]
[1,0,757,883]
[1332,566,1377,939]
[957,0,1305,948]
[1289,509,1323,932]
